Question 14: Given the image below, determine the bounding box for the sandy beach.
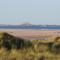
[0,29,60,40]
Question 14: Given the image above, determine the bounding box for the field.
[0,30,60,60]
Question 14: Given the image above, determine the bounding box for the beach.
[0,29,60,40]
[0,30,60,60]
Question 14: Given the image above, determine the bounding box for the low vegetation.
[0,32,60,60]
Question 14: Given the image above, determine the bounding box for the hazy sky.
[0,0,60,25]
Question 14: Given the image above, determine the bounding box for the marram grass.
[0,32,60,60]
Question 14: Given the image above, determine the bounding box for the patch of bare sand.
[0,29,60,40]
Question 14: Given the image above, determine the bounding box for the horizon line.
[0,23,60,25]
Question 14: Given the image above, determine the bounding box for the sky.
[0,0,60,25]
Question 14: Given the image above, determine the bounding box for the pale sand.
[0,29,60,40]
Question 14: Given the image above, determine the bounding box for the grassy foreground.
[0,32,60,60]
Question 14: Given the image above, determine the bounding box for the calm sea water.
[0,25,60,30]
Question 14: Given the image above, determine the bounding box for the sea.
[0,25,60,30]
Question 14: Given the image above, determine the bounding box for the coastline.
[0,29,60,40]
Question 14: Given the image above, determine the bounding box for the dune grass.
[0,32,60,60]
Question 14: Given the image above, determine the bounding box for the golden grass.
[0,32,60,60]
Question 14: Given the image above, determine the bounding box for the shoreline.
[0,29,60,40]
[0,29,59,41]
